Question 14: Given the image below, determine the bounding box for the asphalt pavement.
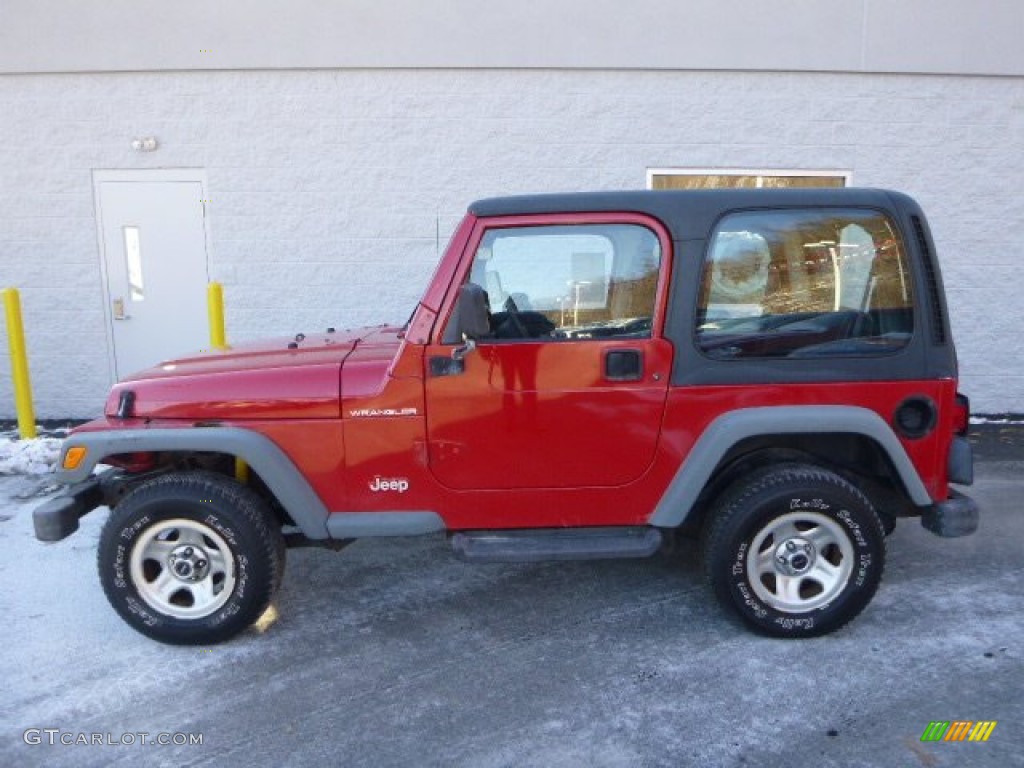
[1,427,1021,768]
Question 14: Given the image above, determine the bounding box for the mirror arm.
[452,333,477,362]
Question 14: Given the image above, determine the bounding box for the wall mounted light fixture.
[131,137,159,152]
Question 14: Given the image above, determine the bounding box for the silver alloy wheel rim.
[746,510,854,614]
[129,518,236,620]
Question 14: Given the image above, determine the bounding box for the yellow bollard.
[234,456,250,484]
[207,282,227,350]
[2,288,38,439]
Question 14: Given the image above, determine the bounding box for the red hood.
[106,326,403,420]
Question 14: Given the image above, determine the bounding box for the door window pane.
[468,224,662,340]
[123,225,144,301]
[696,209,914,358]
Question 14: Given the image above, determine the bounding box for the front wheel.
[98,471,285,645]
[703,464,885,638]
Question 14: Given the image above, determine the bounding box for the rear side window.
[696,209,914,359]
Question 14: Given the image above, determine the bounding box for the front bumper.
[920,489,979,538]
[33,475,107,542]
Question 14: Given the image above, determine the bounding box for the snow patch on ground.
[0,434,62,476]
[970,415,1024,425]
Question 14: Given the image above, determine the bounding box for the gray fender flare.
[56,428,331,539]
[648,405,932,528]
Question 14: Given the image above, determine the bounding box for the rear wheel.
[98,471,284,645]
[703,464,885,638]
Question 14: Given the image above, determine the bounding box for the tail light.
[953,393,970,436]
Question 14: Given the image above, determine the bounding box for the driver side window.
[463,223,662,341]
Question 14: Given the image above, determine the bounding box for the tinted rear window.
[696,208,914,359]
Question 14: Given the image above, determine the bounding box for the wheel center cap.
[775,537,816,576]
[167,544,209,582]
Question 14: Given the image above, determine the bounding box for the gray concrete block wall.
[0,69,1022,418]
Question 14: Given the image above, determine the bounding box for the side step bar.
[451,526,663,563]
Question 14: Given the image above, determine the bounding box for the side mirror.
[442,282,491,345]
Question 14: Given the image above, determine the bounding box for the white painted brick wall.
[0,69,1022,417]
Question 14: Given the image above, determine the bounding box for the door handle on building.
[112,297,130,320]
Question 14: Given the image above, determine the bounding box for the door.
[95,173,210,379]
[424,215,673,491]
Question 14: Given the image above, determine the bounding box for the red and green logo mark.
[921,721,997,742]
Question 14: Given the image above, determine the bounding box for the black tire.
[702,463,885,638]
[98,471,285,645]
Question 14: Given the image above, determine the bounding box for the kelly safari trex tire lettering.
[98,471,285,645]
[703,464,886,638]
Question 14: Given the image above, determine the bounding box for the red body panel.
[106,334,358,421]
[423,339,673,490]
[332,369,955,528]
[656,380,956,503]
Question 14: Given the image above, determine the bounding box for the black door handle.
[429,356,465,377]
[605,349,642,381]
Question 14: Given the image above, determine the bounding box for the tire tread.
[98,470,285,645]
[702,463,886,638]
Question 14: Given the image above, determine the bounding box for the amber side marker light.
[62,446,87,470]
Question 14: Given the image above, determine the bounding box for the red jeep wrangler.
[35,188,978,644]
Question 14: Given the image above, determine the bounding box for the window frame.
[434,212,674,346]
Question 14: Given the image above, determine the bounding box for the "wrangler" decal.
[349,408,418,418]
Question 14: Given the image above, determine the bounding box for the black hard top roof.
[469,188,913,240]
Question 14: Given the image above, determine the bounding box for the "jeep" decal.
[369,476,410,493]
